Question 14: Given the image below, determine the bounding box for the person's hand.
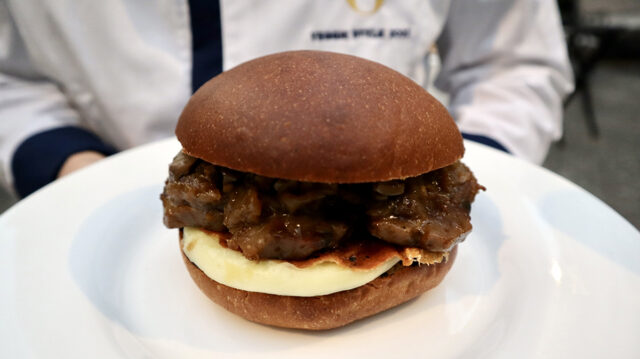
[57,151,106,178]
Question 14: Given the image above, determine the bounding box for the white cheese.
[182,227,400,297]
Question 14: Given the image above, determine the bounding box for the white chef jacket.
[0,0,573,193]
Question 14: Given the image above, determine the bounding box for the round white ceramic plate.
[1,139,639,358]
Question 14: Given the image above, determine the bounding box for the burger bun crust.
[176,50,464,183]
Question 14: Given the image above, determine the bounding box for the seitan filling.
[161,152,483,261]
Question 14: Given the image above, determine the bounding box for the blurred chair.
[560,0,640,138]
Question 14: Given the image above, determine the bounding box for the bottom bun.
[181,239,457,330]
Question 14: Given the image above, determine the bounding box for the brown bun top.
[176,50,463,183]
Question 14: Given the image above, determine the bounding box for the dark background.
[545,0,640,228]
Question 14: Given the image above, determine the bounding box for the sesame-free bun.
[176,50,463,183]
[181,241,457,330]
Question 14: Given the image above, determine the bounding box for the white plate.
[1,139,639,358]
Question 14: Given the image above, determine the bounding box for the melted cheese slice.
[182,227,400,297]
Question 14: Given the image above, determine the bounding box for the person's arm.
[0,2,115,197]
[57,151,106,178]
[436,0,574,164]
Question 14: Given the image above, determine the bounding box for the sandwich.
[160,50,483,330]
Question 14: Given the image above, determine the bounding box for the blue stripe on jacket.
[11,126,117,197]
